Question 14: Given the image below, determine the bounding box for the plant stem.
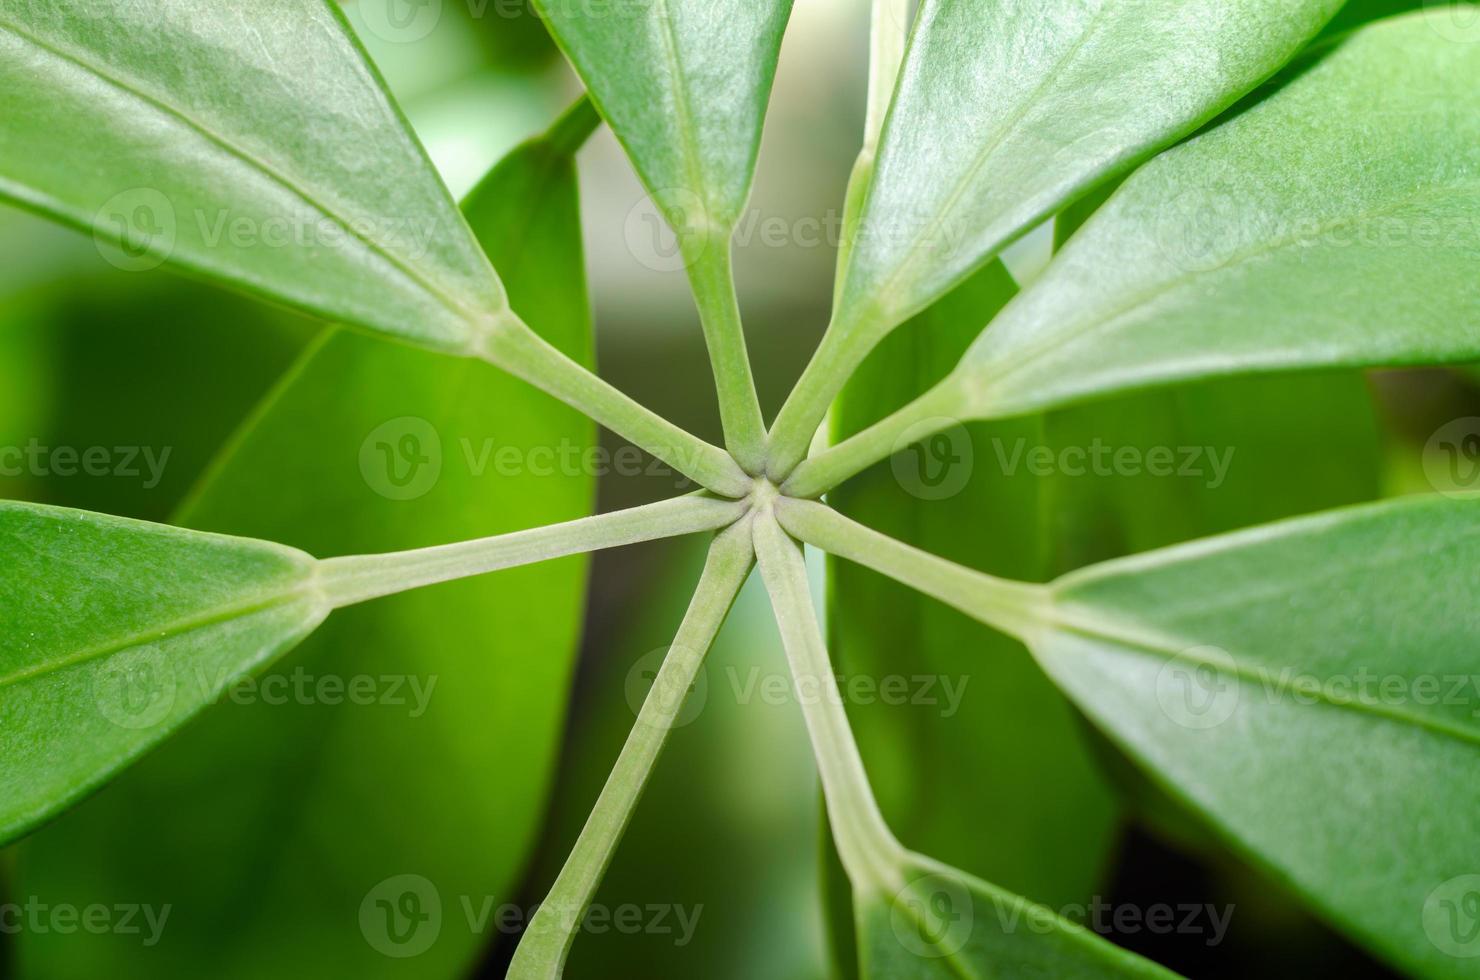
[317,493,747,607]
[752,511,906,895]
[479,313,751,497]
[774,497,1048,639]
[781,375,966,498]
[507,519,756,979]
[771,0,913,480]
[686,240,768,474]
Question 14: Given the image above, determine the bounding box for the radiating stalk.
[781,376,964,498]
[507,518,757,979]
[480,314,751,497]
[770,0,915,480]
[318,493,747,607]
[774,497,1048,639]
[752,511,906,895]
[686,241,768,475]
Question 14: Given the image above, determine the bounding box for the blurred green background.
[1,1,1472,977]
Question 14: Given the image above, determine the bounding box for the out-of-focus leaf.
[0,501,325,844]
[15,124,597,979]
[0,0,502,350]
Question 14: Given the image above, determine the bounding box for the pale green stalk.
[781,376,965,498]
[751,508,906,895]
[508,518,757,979]
[774,497,1047,638]
[770,0,914,480]
[479,314,751,497]
[686,240,768,474]
[318,493,746,607]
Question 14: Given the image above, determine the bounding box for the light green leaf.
[0,501,326,844]
[767,0,1342,477]
[961,9,1480,420]
[788,8,1480,498]
[0,0,502,352]
[14,120,599,979]
[532,0,793,243]
[1033,494,1480,979]
[837,0,1342,336]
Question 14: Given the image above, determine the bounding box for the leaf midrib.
[0,16,481,324]
[974,177,1480,397]
[0,581,319,692]
[1043,607,1480,750]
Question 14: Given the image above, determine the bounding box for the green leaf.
[789,8,1480,498]
[784,494,1480,979]
[767,0,1343,477]
[1032,494,1480,979]
[0,501,326,844]
[13,122,601,978]
[854,855,1180,980]
[829,260,1121,908]
[0,0,503,352]
[530,0,792,470]
[532,0,793,242]
[834,0,1342,344]
[960,9,1480,420]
